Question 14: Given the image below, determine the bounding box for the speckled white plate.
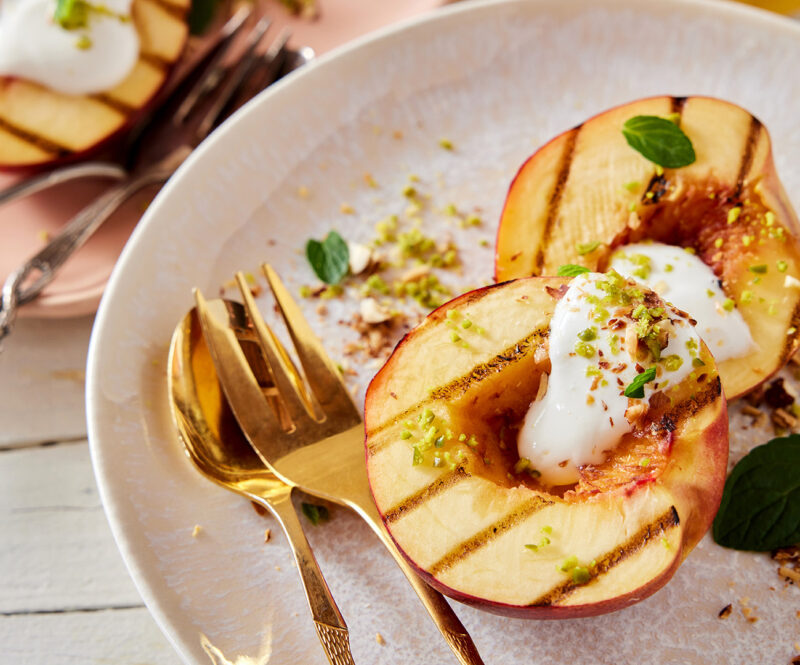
[86,1,800,663]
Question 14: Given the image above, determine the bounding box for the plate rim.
[86,0,800,662]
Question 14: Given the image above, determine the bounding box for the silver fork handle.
[0,162,174,341]
[255,490,356,665]
[0,161,127,206]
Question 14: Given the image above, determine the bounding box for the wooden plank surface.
[0,315,93,448]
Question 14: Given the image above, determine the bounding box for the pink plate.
[0,0,445,319]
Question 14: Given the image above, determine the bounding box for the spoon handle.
[255,489,355,665]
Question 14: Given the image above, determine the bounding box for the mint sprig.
[557,264,590,277]
[623,367,656,399]
[622,115,696,169]
[306,231,349,284]
[713,435,800,551]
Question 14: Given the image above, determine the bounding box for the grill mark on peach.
[383,467,469,523]
[428,495,555,576]
[534,126,580,274]
[530,506,680,607]
[734,115,763,200]
[0,116,67,154]
[365,328,548,448]
[670,96,687,114]
[663,375,722,423]
[780,299,800,364]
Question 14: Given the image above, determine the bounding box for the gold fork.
[168,304,356,665]
[194,265,485,665]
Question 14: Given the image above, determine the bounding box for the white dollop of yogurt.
[609,242,754,362]
[0,0,139,96]
[518,272,701,486]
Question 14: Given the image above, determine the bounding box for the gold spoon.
[167,303,355,665]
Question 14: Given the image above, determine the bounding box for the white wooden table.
[0,315,181,664]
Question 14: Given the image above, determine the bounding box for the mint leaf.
[623,366,656,398]
[306,231,349,284]
[713,435,800,551]
[557,264,590,277]
[301,502,330,526]
[622,116,696,169]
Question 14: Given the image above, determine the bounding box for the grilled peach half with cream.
[496,96,800,400]
[0,0,189,169]
[364,275,728,618]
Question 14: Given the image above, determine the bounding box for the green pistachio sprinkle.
[465,215,482,227]
[640,458,651,467]
[439,138,454,150]
[401,430,412,440]
[727,207,742,224]
[458,433,467,442]
[622,180,640,192]
[461,319,472,329]
[706,289,715,298]
[765,211,776,226]
[714,238,724,248]
[571,566,591,585]
[559,556,579,572]
[421,408,435,425]
[577,326,597,342]
[684,247,696,255]
[574,341,595,359]
[722,298,735,312]
[777,260,788,273]
[628,201,637,212]
[299,285,312,298]
[514,458,531,474]
[663,355,683,372]
[576,240,601,255]
[664,264,674,272]
[75,34,92,49]
[541,525,553,534]
[467,435,479,447]
[661,536,671,550]
[692,357,706,367]
[740,290,753,304]
[769,303,778,315]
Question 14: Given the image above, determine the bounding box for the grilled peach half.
[364,277,728,618]
[0,0,189,170]
[496,96,800,400]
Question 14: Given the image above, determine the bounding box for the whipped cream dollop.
[517,271,701,486]
[0,0,139,95]
[610,242,754,363]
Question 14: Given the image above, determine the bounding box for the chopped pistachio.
[574,341,595,358]
[541,525,553,534]
[299,285,312,298]
[577,326,597,342]
[438,138,454,150]
[402,185,417,198]
[571,566,590,585]
[576,240,601,255]
[684,246,696,255]
[765,210,776,226]
[714,237,724,249]
[559,556,579,572]
[749,264,768,274]
[663,355,683,372]
[778,260,789,273]
[692,357,706,368]
[722,298,735,312]
[461,319,472,329]
[450,332,461,343]
[622,180,640,193]
[75,34,92,49]
[400,430,412,440]
[639,457,651,467]
[727,207,742,224]
[513,458,531,474]
[664,263,674,272]
[740,290,753,304]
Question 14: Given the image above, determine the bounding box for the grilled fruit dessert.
[364,273,728,618]
[0,0,189,169]
[496,96,800,400]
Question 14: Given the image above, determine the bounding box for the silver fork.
[0,12,306,342]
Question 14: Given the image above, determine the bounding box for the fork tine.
[233,272,315,428]
[261,264,361,422]
[194,16,272,139]
[193,288,291,443]
[173,5,253,125]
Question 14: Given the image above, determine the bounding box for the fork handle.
[355,500,485,665]
[259,491,356,665]
[0,161,126,207]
